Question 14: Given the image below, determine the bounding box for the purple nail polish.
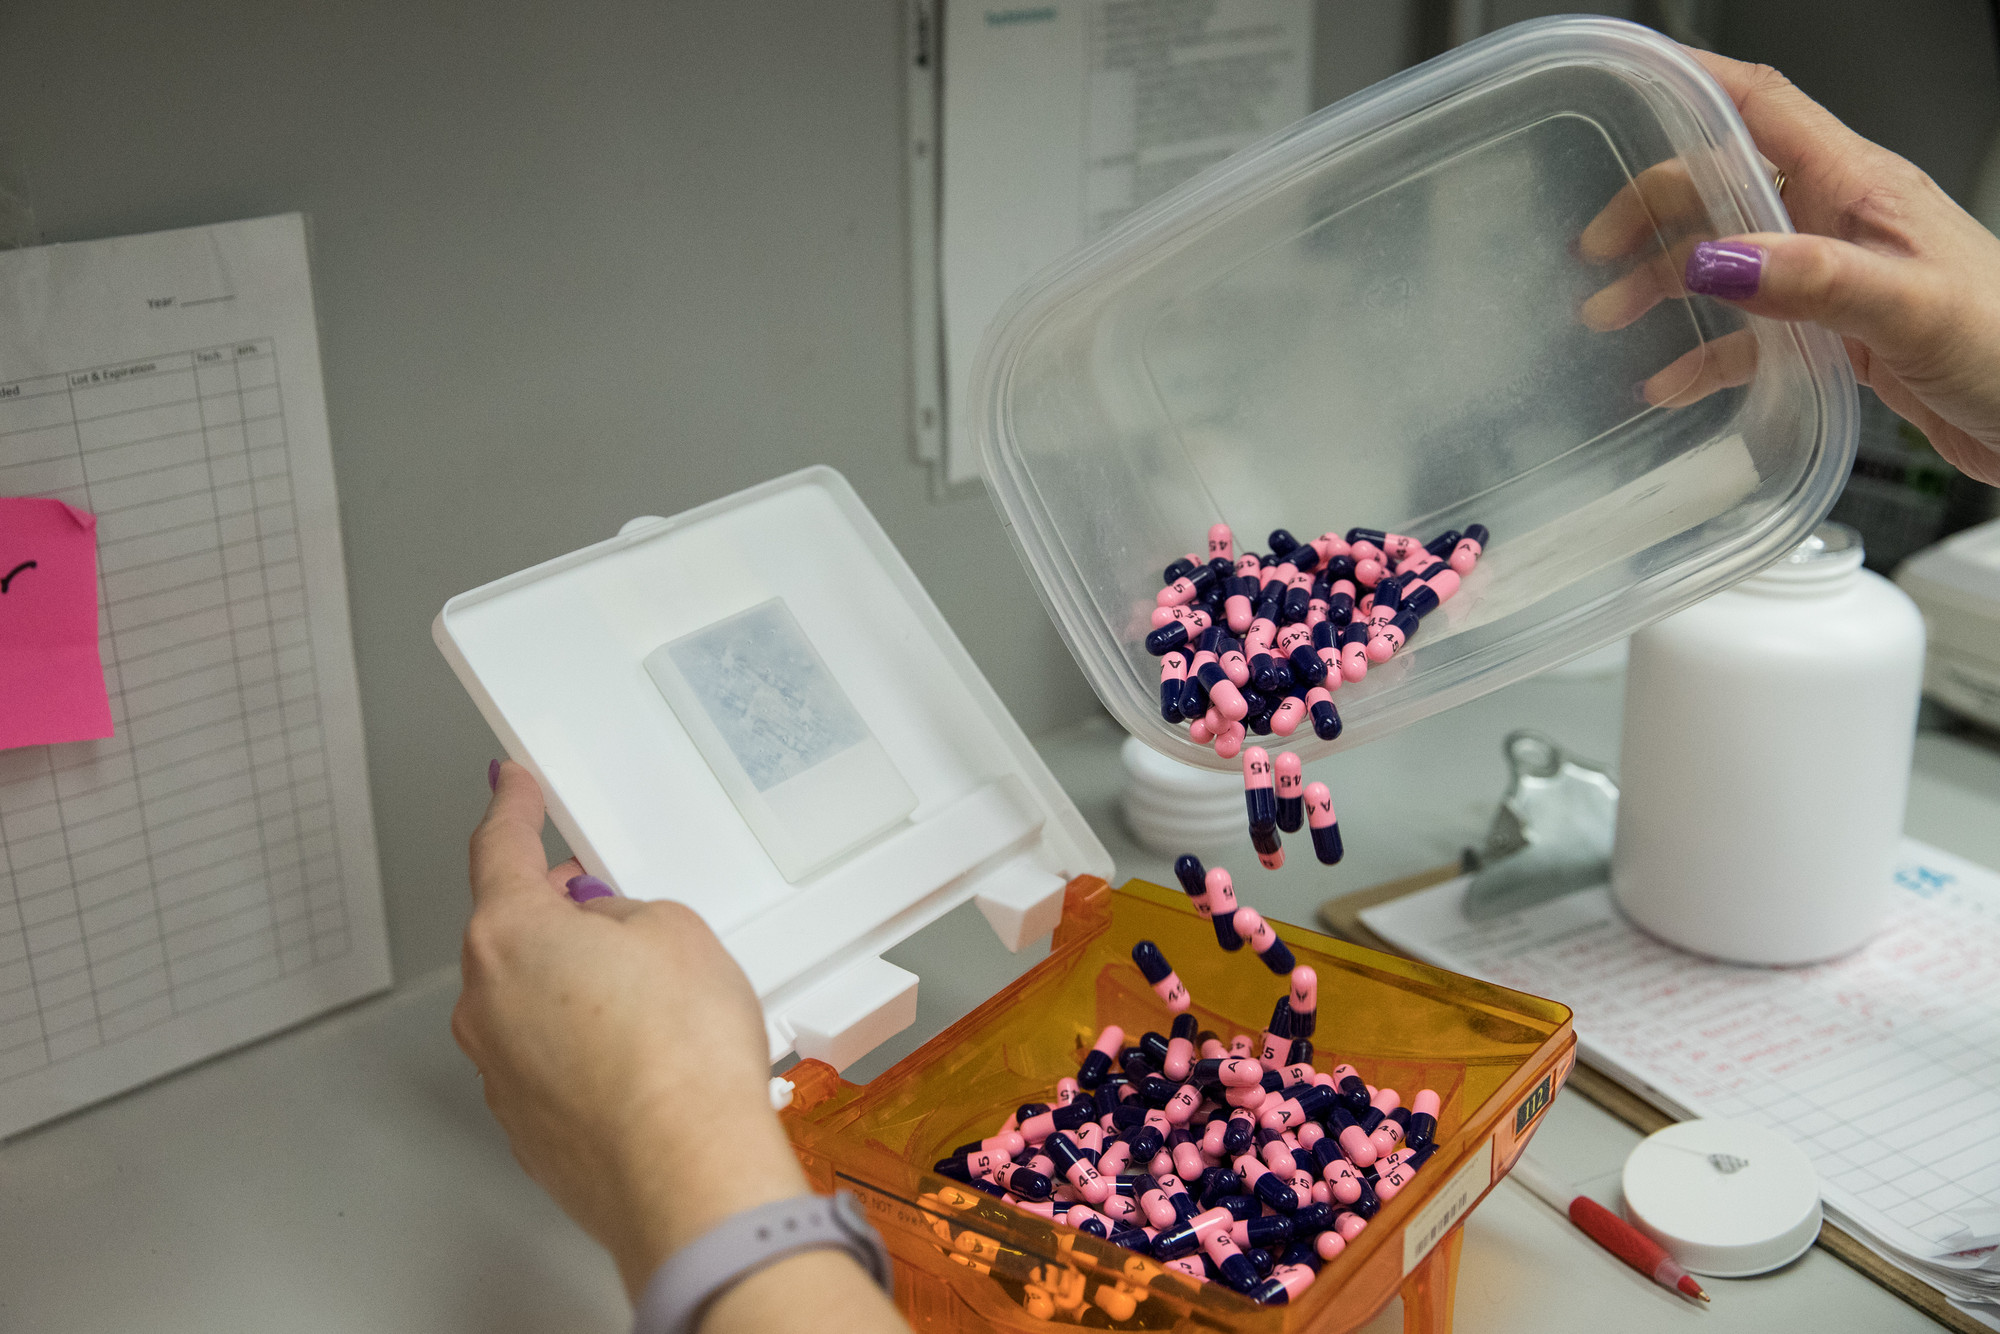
[565,875,614,904]
[1632,380,1654,406]
[1684,241,1764,300]
[487,758,501,792]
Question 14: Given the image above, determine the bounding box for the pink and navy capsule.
[1157,561,1219,607]
[1161,1013,1199,1081]
[1144,612,1197,656]
[1276,623,1325,686]
[1365,607,1420,662]
[1304,686,1342,741]
[1281,575,1313,622]
[1131,940,1191,1011]
[1233,907,1297,975]
[1018,1098,1096,1144]
[1323,1063,1371,1114]
[1077,1024,1124,1089]
[1448,523,1488,574]
[1372,1143,1437,1202]
[1396,581,1441,621]
[1286,966,1317,1040]
[1234,1154,1300,1213]
[1257,998,1293,1067]
[1192,1054,1267,1090]
[1045,1130,1112,1203]
[1273,753,1304,832]
[1223,554,1262,632]
[1191,1164,1241,1208]
[1155,1170,1199,1223]
[1247,1263,1315,1306]
[1221,1104,1259,1157]
[992,1161,1054,1200]
[1302,782,1343,864]
[1216,637,1251,688]
[1334,622,1370,681]
[1169,1129,1207,1182]
[1242,747,1277,828]
[1242,694,1277,741]
[1405,1089,1440,1151]
[1259,1081,1339,1131]
[1173,853,1208,904]
[1269,690,1308,737]
[1192,653,1248,721]
[1232,1214,1296,1254]
[1202,867,1244,949]
[1158,652,1188,722]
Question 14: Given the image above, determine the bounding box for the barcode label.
[1402,1137,1493,1274]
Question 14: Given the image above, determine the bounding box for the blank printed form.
[0,216,389,1138]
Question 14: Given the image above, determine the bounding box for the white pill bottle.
[1611,522,1924,965]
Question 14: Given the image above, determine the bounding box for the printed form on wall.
[0,215,389,1139]
[929,0,1313,486]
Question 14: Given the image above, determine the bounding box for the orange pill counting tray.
[783,876,1575,1334]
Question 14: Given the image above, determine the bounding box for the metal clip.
[1460,730,1618,921]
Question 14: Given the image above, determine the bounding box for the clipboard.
[1318,866,1986,1334]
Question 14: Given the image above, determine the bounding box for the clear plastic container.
[974,16,1858,769]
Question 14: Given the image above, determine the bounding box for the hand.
[452,761,808,1299]
[1579,48,2000,488]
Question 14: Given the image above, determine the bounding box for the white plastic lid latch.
[781,956,920,1073]
[970,858,1068,953]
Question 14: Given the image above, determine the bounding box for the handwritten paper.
[1361,840,2000,1321]
[0,497,114,749]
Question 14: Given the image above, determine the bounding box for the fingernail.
[1684,241,1764,300]
[1632,380,1654,406]
[487,759,501,792]
[565,875,614,904]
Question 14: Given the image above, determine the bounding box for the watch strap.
[632,1192,892,1334]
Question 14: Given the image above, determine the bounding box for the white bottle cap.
[1621,1120,1822,1277]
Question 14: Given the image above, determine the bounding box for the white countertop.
[4,668,1995,1332]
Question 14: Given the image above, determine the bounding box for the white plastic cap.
[1622,1119,1822,1277]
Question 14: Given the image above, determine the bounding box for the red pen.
[1508,1156,1709,1303]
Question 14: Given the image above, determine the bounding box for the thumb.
[1683,232,1942,365]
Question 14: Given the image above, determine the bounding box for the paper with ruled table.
[1362,839,2000,1325]
[0,215,389,1139]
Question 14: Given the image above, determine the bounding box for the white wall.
[0,1,1103,982]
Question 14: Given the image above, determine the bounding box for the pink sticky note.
[0,498,115,750]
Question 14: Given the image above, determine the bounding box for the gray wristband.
[632,1192,893,1334]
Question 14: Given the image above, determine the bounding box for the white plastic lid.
[434,467,1111,1070]
[1743,520,1865,591]
[1622,1119,1823,1277]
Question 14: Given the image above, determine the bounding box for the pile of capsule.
[1144,523,1489,762]
[933,853,1442,1308]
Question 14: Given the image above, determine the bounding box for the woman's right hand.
[1580,48,2000,488]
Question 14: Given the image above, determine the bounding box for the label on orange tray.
[1402,1136,1492,1275]
[1493,1048,1574,1168]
